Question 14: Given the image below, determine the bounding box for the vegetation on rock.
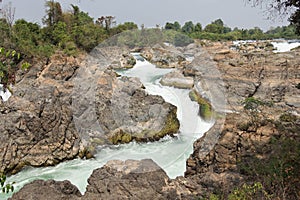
[0,174,14,194]
[189,90,214,121]
[0,47,30,90]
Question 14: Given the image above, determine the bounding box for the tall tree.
[0,2,15,27]
[182,21,195,34]
[43,0,63,27]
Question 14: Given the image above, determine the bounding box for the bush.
[238,136,300,199]
[173,33,193,47]
[0,174,14,193]
[279,113,297,122]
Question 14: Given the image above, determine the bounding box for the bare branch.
[1,2,15,27]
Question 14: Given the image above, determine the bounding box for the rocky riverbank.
[5,40,300,199]
[0,47,179,174]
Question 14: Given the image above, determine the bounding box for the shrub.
[0,174,14,193]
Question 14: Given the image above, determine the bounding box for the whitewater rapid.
[2,59,213,199]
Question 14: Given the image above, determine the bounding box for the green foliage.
[279,113,297,123]
[228,182,270,200]
[163,18,299,42]
[0,19,12,48]
[164,21,181,31]
[0,1,139,57]
[110,28,166,48]
[0,174,14,194]
[182,21,195,34]
[238,127,300,199]
[194,22,202,32]
[0,47,31,90]
[242,97,263,111]
[242,97,273,111]
[204,24,223,34]
[173,33,193,47]
[189,90,214,121]
[43,0,63,27]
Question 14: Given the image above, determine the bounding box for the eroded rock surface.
[10,159,179,200]
[0,47,180,174]
[9,180,82,200]
[0,55,82,174]
[160,70,194,89]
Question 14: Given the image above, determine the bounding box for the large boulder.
[73,67,180,145]
[160,70,194,89]
[9,180,82,200]
[83,159,176,199]
[9,159,179,200]
[141,44,190,68]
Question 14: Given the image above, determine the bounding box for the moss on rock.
[155,107,180,140]
[189,90,214,121]
[109,129,132,145]
[107,107,180,144]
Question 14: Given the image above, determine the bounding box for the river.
[2,55,213,199]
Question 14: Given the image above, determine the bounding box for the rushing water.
[271,40,300,53]
[2,57,213,199]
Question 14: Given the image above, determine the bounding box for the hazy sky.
[3,0,290,31]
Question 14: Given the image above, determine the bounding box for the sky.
[2,0,291,31]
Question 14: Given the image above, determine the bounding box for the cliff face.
[0,55,82,174]
[7,41,300,199]
[0,47,179,174]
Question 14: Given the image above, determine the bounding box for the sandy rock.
[160,70,194,89]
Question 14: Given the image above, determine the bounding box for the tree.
[164,21,181,31]
[43,0,63,27]
[0,18,11,47]
[174,33,193,46]
[173,21,181,31]
[247,0,300,34]
[0,2,15,27]
[182,21,194,34]
[204,23,223,34]
[12,19,41,56]
[194,22,202,32]
[212,18,224,27]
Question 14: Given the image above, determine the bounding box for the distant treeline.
[0,1,299,60]
[0,2,138,58]
[164,19,300,41]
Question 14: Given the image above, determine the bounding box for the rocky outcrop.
[10,159,179,200]
[83,159,176,199]
[0,55,82,174]
[194,41,300,112]
[108,53,136,69]
[182,41,300,197]
[160,70,194,89]
[0,46,180,174]
[9,180,82,200]
[141,44,190,68]
[90,70,179,144]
